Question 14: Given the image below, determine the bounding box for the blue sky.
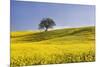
[11,0,95,31]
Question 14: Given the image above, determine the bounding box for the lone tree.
[39,18,56,32]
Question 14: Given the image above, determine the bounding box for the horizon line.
[11,25,95,32]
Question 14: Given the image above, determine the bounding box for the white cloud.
[16,0,95,5]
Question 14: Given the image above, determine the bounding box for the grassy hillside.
[11,26,95,67]
[11,26,95,43]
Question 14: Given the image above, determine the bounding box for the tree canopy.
[39,18,56,31]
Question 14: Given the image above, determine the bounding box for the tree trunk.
[45,28,48,32]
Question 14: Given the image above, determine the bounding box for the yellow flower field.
[11,26,95,67]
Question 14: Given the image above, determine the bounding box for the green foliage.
[39,18,56,31]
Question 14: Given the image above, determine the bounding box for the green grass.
[11,26,95,67]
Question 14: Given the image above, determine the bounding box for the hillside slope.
[11,26,95,43]
[11,26,95,67]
